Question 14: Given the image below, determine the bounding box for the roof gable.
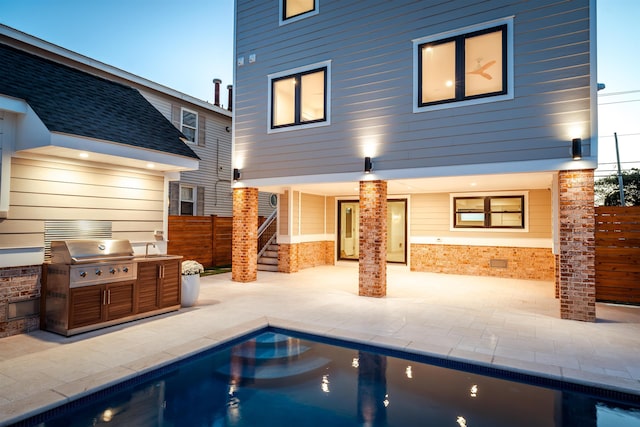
[0,43,198,160]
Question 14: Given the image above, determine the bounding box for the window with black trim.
[181,108,198,143]
[282,0,316,21]
[418,25,507,107]
[454,195,524,229]
[271,67,327,129]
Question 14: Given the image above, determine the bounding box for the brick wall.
[0,266,41,338]
[232,187,258,282]
[359,180,387,297]
[410,244,555,281]
[558,169,596,321]
[279,241,334,273]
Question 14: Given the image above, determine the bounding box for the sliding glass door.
[337,199,406,263]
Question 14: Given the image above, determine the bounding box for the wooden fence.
[595,206,640,304]
[168,215,233,268]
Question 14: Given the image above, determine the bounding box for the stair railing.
[257,209,278,258]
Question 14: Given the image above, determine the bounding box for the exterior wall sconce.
[572,138,582,160]
[364,157,373,173]
[233,168,241,181]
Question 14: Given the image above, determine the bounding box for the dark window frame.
[282,0,317,21]
[418,24,508,108]
[270,66,327,129]
[453,195,524,229]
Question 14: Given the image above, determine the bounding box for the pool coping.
[4,316,640,426]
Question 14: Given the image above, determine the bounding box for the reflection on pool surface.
[24,329,640,426]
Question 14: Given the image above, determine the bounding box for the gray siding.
[235,0,592,179]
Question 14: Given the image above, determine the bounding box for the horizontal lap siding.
[235,0,591,180]
[1,157,164,249]
[300,193,325,235]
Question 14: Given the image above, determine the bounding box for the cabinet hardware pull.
[108,289,111,304]
[102,290,106,305]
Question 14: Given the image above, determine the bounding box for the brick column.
[359,180,387,297]
[232,187,258,282]
[558,170,596,321]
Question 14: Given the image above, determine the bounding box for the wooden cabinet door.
[137,261,160,313]
[105,281,136,320]
[69,286,104,329]
[160,260,181,307]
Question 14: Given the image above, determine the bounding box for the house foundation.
[558,170,596,321]
[359,180,387,297]
[232,187,258,282]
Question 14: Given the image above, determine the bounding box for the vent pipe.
[213,78,222,107]
[227,85,233,112]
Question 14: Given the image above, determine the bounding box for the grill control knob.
[109,268,116,274]
[79,271,87,278]
[95,269,102,276]
[123,267,129,273]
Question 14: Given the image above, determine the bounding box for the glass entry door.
[338,199,407,263]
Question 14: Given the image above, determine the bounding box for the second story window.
[180,185,196,215]
[414,18,513,112]
[281,0,317,24]
[269,61,331,132]
[181,108,198,143]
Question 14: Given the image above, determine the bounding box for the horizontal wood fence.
[595,206,640,304]
[168,215,232,268]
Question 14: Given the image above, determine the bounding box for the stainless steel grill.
[49,239,136,287]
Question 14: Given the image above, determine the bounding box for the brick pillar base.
[232,187,258,282]
[278,243,299,273]
[359,180,387,297]
[558,170,596,321]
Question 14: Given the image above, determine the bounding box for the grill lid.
[50,239,134,264]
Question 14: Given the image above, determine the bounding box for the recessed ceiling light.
[146,163,155,169]
[79,152,89,158]
[470,182,477,186]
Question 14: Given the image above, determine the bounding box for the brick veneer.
[279,241,334,273]
[558,169,596,321]
[410,245,555,281]
[232,187,258,282]
[359,180,387,297]
[0,266,41,338]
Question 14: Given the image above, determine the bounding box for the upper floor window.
[413,17,513,113]
[453,195,524,229]
[180,185,196,215]
[268,61,331,132]
[181,108,198,143]
[280,0,318,25]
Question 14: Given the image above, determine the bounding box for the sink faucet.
[145,242,156,256]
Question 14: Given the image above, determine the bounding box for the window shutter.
[197,186,205,215]
[171,105,181,129]
[169,182,180,215]
[198,115,206,146]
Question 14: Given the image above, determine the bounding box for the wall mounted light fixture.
[364,157,373,173]
[233,168,241,181]
[572,138,582,160]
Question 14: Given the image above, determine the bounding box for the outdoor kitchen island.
[42,240,183,337]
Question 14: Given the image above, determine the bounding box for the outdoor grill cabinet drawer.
[68,282,136,329]
[136,259,181,313]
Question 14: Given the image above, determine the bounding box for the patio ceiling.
[259,171,555,196]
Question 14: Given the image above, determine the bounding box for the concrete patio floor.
[1,263,640,425]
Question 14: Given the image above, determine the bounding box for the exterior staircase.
[258,241,279,271]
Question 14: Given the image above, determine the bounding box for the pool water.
[20,329,640,426]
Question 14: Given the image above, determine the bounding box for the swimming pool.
[15,328,640,426]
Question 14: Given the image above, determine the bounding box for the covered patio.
[1,264,639,424]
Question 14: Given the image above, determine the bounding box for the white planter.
[181,274,200,307]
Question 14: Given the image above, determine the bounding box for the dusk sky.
[2,0,639,176]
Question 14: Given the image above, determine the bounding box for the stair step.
[254,332,290,344]
[233,344,310,360]
[257,264,279,272]
[217,356,331,381]
[266,244,279,251]
[258,257,278,265]
[263,250,278,257]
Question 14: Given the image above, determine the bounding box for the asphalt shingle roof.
[0,43,198,159]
